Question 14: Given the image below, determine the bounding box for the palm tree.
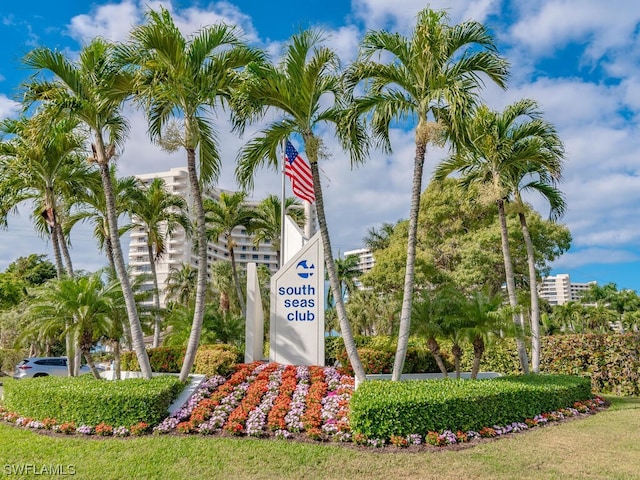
[164,263,198,306]
[130,178,191,347]
[0,113,88,279]
[252,194,306,266]
[327,254,360,307]
[28,273,122,379]
[0,113,91,376]
[67,169,140,273]
[410,288,449,377]
[122,7,263,382]
[552,301,586,333]
[363,222,397,253]
[210,260,238,315]
[435,99,565,373]
[347,8,509,380]
[23,38,153,378]
[509,164,565,372]
[205,191,255,317]
[461,289,504,379]
[233,29,369,384]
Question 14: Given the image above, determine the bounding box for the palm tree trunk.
[105,230,117,274]
[471,335,484,379]
[56,222,74,277]
[452,343,462,379]
[148,244,162,348]
[427,337,448,377]
[50,225,74,376]
[83,351,102,380]
[95,134,152,380]
[180,146,208,382]
[392,136,427,381]
[229,245,246,317]
[497,199,530,374]
[50,225,64,280]
[519,211,540,373]
[308,152,366,385]
[113,340,121,380]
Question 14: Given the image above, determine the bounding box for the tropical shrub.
[121,344,241,375]
[335,336,446,375]
[2,375,185,426]
[193,344,241,377]
[349,374,592,439]
[540,333,640,396]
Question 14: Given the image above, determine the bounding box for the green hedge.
[121,344,242,376]
[2,375,185,427]
[349,374,592,439]
[332,333,640,396]
[540,334,640,396]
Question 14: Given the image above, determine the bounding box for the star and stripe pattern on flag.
[284,140,315,203]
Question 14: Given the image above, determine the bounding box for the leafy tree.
[4,254,56,286]
[130,178,191,347]
[233,30,369,383]
[365,179,571,297]
[347,8,509,380]
[23,38,153,378]
[122,7,263,382]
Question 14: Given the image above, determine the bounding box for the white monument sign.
[270,231,324,366]
[244,263,264,363]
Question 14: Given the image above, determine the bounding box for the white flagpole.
[279,138,287,269]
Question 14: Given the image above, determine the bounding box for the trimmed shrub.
[349,374,592,439]
[121,344,241,375]
[540,333,640,396]
[3,375,186,426]
[193,344,242,377]
[335,336,447,375]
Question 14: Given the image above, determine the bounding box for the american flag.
[284,140,315,203]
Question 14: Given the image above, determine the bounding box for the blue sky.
[1,0,639,292]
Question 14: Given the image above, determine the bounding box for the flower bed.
[0,363,607,448]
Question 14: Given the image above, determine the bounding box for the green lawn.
[0,397,639,480]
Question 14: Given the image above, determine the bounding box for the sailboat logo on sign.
[296,260,315,279]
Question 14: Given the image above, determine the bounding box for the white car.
[13,357,94,379]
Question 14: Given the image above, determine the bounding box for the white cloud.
[68,0,140,43]
[352,0,501,32]
[0,94,20,119]
[551,247,640,269]
[508,1,640,64]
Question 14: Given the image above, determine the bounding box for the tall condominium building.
[128,167,278,307]
[343,247,375,274]
[538,273,595,306]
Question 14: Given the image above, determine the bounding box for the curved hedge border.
[349,374,592,439]
[2,375,186,427]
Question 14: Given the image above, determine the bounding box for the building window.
[252,254,259,260]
